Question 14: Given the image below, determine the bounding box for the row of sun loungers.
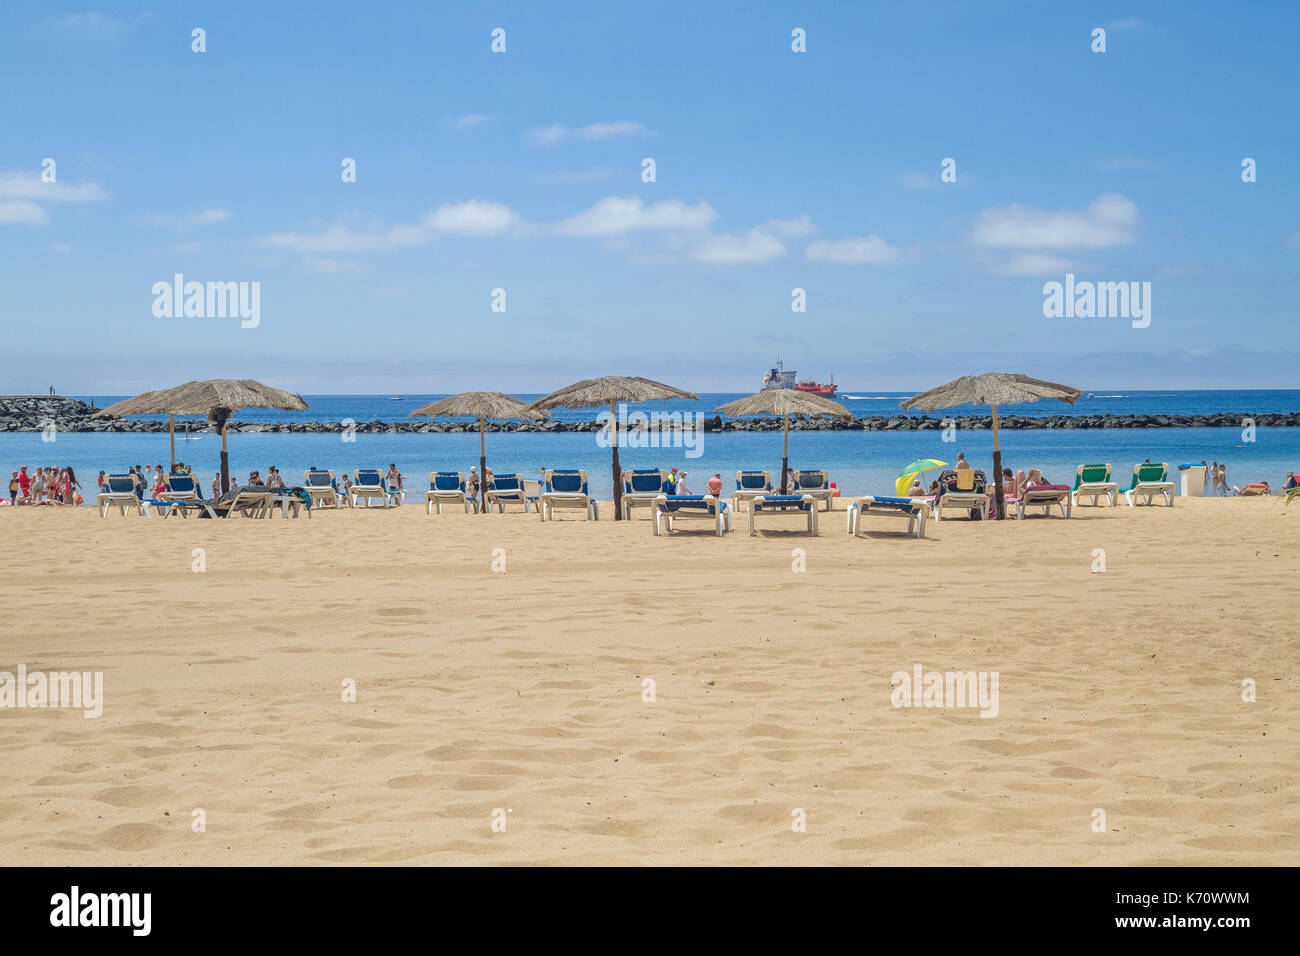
[95,461,1179,534]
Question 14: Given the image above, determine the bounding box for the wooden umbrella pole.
[610,399,622,520]
[991,402,1005,520]
[479,416,487,514]
[169,414,176,472]
[781,412,790,493]
[220,419,230,495]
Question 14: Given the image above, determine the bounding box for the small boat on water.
[389,395,405,401]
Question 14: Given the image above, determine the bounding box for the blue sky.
[2,1,1297,393]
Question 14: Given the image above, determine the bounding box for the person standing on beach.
[18,466,30,502]
[211,473,220,498]
[708,473,723,498]
[64,467,81,505]
[8,471,18,504]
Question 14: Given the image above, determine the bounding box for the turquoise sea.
[4,391,1297,501]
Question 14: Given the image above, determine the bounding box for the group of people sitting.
[5,465,84,506]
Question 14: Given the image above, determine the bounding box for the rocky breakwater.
[1,397,1297,433]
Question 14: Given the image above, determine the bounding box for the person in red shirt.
[17,466,30,499]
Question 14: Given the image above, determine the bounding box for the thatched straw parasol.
[527,377,698,520]
[716,390,851,493]
[409,392,547,512]
[900,372,1081,520]
[94,379,308,493]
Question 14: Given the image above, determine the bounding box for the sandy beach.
[0,496,1296,866]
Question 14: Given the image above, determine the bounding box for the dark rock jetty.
[2,396,1297,434]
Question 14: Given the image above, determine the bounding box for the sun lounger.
[156,497,217,519]
[933,469,988,521]
[1009,484,1073,519]
[540,469,599,521]
[846,495,927,538]
[732,471,770,511]
[793,469,835,511]
[97,475,150,517]
[303,470,341,509]
[224,488,276,518]
[747,494,819,535]
[1238,483,1270,497]
[621,469,669,519]
[157,473,202,503]
[425,471,476,514]
[1071,463,1118,507]
[484,473,529,513]
[351,469,390,508]
[522,478,543,513]
[653,494,730,536]
[1122,463,1175,507]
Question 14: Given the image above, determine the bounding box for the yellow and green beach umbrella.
[895,459,947,497]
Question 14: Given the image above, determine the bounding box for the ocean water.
[64,389,1300,424]
[4,393,1298,502]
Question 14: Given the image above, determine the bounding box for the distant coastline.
[3,396,1298,434]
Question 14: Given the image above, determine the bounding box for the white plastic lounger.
[157,473,201,503]
[303,470,340,509]
[747,494,819,535]
[351,469,390,508]
[1122,463,1175,507]
[621,468,669,519]
[732,471,770,512]
[97,475,150,517]
[540,469,599,521]
[1071,463,1118,507]
[484,473,529,513]
[652,495,730,536]
[1010,484,1073,519]
[933,469,989,521]
[793,470,835,511]
[846,496,927,538]
[426,472,476,514]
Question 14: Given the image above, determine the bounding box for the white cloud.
[423,200,516,236]
[972,193,1137,249]
[693,230,786,264]
[0,199,48,225]
[449,113,495,129]
[527,121,652,146]
[263,200,518,252]
[555,196,715,236]
[142,208,230,228]
[0,171,109,203]
[806,235,898,264]
[761,215,816,237]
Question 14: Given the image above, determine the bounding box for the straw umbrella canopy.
[409,392,547,512]
[716,390,852,493]
[900,372,1081,520]
[526,377,699,520]
[94,379,308,493]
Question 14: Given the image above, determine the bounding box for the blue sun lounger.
[621,468,669,519]
[540,469,599,521]
[352,469,389,508]
[793,470,835,511]
[846,495,927,538]
[484,473,529,513]
[426,471,476,514]
[732,471,769,511]
[652,494,730,536]
[97,474,150,517]
[747,494,819,535]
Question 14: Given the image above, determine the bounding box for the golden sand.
[1,496,1296,865]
